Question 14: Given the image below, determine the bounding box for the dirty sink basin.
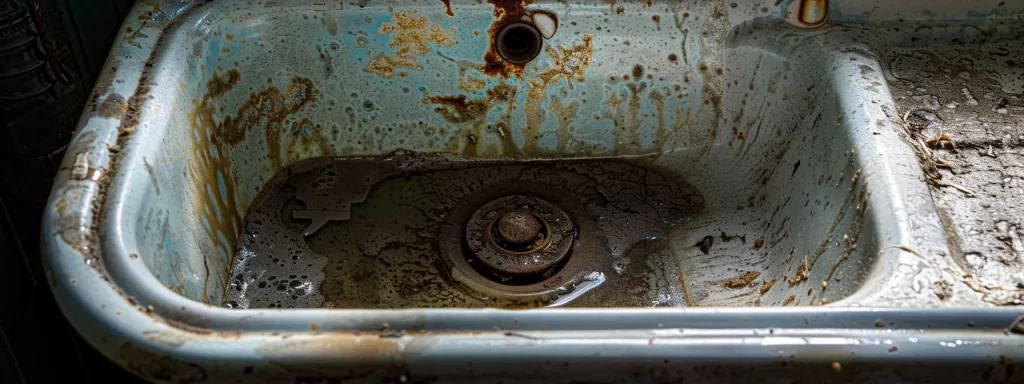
[43,0,1024,382]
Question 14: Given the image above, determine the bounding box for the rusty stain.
[760,277,776,295]
[523,34,593,153]
[186,70,316,301]
[458,73,487,93]
[789,260,810,286]
[365,9,457,78]
[119,343,207,382]
[603,79,648,153]
[424,83,518,124]
[783,295,796,306]
[205,69,240,99]
[440,0,454,16]
[548,95,580,151]
[256,332,437,361]
[364,54,418,78]
[649,90,674,149]
[724,271,761,289]
[482,0,534,78]
[797,0,829,28]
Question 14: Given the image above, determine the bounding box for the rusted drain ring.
[438,181,599,301]
[496,22,543,64]
[466,196,574,275]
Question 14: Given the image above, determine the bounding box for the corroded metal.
[467,195,574,276]
[39,0,1024,382]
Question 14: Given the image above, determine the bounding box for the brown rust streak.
[548,95,579,151]
[482,0,534,79]
[440,0,454,17]
[523,34,593,153]
[186,70,316,301]
[425,84,518,124]
[423,84,519,156]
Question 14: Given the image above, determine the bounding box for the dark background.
[1,0,143,382]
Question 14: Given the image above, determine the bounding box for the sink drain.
[495,22,542,64]
[466,196,575,276]
[438,181,599,301]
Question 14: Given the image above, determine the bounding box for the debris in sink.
[224,154,703,309]
[883,42,1024,301]
[724,271,761,289]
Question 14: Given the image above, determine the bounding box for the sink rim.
[40,0,1024,379]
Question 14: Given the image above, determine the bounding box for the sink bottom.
[224,153,704,309]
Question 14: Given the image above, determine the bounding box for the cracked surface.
[883,42,1024,303]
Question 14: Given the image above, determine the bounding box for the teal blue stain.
[207,185,222,221]
[163,232,175,252]
[303,124,313,138]
[201,216,211,234]
[217,171,229,203]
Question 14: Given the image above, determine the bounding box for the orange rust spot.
[760,277,776,294]
[783,295,797,306]
[366,9,457,78]
[310,323,320,331]
[482,0,534,78]
[365,54,417,78]
[225,33,234,41]
[440,0,454,17]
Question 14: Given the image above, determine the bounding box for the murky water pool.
[225,153,703,309]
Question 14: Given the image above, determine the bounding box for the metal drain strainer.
[438,181,600,301]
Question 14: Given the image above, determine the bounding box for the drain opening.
[464,195,575,284]
[496,22,543,64]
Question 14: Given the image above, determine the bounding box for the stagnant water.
[224,153,704,309]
